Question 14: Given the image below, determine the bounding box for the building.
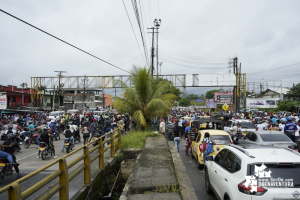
[246,88,290,109]
[0,85,31,108]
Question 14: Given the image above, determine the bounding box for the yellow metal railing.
[0,128,122,200]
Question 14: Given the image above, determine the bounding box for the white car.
[224,120,256,136]
[48,111,64,120]
[205,144,300,200]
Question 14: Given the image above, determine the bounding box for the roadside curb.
[167,140,198,200]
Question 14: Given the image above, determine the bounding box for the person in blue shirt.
[284,117,297,142]
[48,121,57,141]
[22,121,35,138]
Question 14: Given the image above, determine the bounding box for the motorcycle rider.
[37,126,57,159]
[2,134,22,178]
[0,142,18,165]
[49,120,58,141]
[21,121,35,138]
[61,125,75,152]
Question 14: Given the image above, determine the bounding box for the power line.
[121,0,147,65]
[247,61,300,75]
[158,49,228,60]
[159,54,228,65]
[0,9,130,74]
[131,0,149,65]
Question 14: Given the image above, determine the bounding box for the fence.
[0,128,122,200]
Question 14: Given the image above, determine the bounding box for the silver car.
[241,131,298,150]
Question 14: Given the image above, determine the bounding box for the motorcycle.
[92,132,101,147]
[53,124,61,141]
[24,130,40,149]
[73,129,81,143]
[64,138,73,154]
[39,142,54,160]
[0,149,20,184]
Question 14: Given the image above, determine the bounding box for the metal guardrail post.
[98,138,104,170]
[8,182,22,200]
[83,145,91,185]
[118,128,122,150]
[110,130,115,158]
[59,158,69,200]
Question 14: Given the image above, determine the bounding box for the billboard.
[246,98,278,108]
[214,92,233,104]
[0,93,7,109]
[206,99,216,108]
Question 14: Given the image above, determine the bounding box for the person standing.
[284,117,297,142]
[185,126,197,156]
[201,132,216,173]
[159,119,165,135]
[173,126,181,152]
[82,126,90,145]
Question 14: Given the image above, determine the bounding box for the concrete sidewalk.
[127,136,181,200]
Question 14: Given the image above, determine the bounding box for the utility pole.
[81,75,87,109]
[154,19,161,76]
[148,25,159,77]
[54,71,66,107]
[233,57,238,113]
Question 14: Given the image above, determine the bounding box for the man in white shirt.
[295,124,299,143]
[159,119,165,136]
[257,123,264,131]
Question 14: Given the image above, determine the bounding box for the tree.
[276,100,300,112]
[287,83,300,100]
[205,89,220,99]
[113,66,178,127]
[20,82,28,89]
[178,98,191,107]
[186,94,200,99]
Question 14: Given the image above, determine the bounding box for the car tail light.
[40,143,45,148]
[238,180,267,196]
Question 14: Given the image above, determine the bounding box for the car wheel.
[225,195,231,200]
[197,157,203,169]
[205,170,213,194]
[191,151,195,159]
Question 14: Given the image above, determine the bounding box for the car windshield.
[49,112,59,116]
[260,134,291,142]
[251,164,300,188]
[210,135,231,145]
[239,122,255,129]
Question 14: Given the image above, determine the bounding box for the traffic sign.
[222,103,229,111]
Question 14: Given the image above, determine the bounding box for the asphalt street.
[178,138,217,200]
[0,135,106,199]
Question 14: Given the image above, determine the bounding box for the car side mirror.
[206,156,213,161]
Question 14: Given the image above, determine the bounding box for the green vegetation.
[113,66,178,127]
[205,89,220,99]
[156,183,180,193]
[275,100,300,112]
[122,131,162,150]
[178,97,191,107]
[287,83,300,100]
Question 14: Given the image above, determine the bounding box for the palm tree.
[113,66,178,127]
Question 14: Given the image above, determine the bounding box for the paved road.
[178,138,217,200]
[0,136,108,199]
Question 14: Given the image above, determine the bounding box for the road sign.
[222,103,229,111]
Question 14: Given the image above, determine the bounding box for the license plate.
[39,148,45,150]
[0,163,5,167]
[64,143,69,145]
[93,137,97,140]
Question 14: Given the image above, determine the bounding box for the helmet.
[7,133,15,140]
[93,118,97,121]
[43,126,48,130]
[287,117,293,121]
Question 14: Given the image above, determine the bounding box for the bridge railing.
[0,128,122,200]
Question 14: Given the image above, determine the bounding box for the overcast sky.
[1,0,300,96]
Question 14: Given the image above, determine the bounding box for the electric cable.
[121,0,147,65]
[0,8,131,74]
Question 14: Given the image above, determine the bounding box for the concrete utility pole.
[154,19,161,76]
[54,71,66,107]
[148,25,159,77]
[233,57,238,113]
[81,75,87,109]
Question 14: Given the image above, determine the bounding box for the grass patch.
[122,131,162,149]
